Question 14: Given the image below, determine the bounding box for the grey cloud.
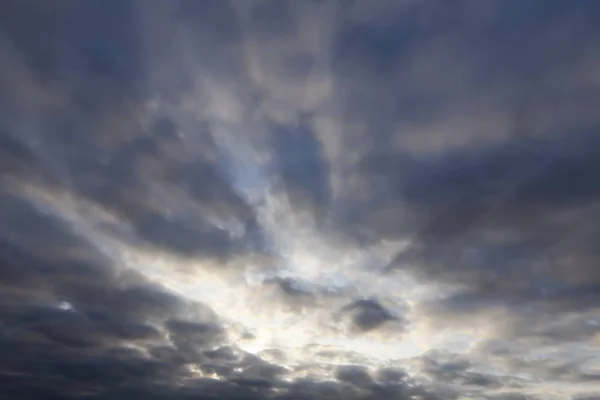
[269,119,332,223]
[165,319,226,356]
[0,182,427,399]
[263,276,318,300]
[375,367,408,384]
[2,0,600,399]
[0,0,258,261]
[375,133,600,342]
[420,351,503,390]
[337,298,402,333]
[485,395,531,400]
[335,364,373,387]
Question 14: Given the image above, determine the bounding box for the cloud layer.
[1,0,600,399]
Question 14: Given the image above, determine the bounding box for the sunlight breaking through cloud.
[2,1,600,399]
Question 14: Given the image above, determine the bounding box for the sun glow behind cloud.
[7,171,459,378]
[8,90,594,398]
[3,2,600,398]
[5,104,531,385]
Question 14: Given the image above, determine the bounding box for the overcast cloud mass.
[1,1,600,399]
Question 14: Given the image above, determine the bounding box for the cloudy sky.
[1,1,600,399]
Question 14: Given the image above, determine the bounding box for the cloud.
[1,0,600,399]
[337,297,404,333]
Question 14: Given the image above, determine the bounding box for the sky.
[1,0,600,399]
